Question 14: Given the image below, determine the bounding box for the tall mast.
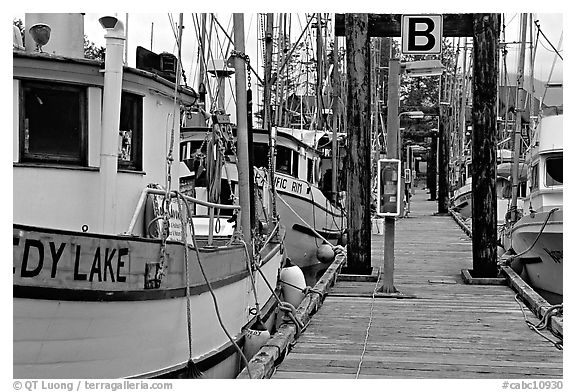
[315,13,324,130]
[331,31,340,201]
[263,13,278,228]
[263,14,274,129]
[509,13,528,223]
[274,14,285,126]
[232,13,253,254]
[198,14,207,110]
[459,38,468,157]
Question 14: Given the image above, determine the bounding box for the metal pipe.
[98,16,125,234]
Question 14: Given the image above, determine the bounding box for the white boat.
[501,114,563,302]
[496,162,527,227]
[451,155,472,219]
[13,14,283,378]
[451,150,526,224]
[181,126,346,268]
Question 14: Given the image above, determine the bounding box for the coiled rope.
[514,294,563,350]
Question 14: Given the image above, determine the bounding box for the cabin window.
[291,151,299,178]
[545,156,562,187]
[118,92,143,171]
[307,158,314,182]
[276,146,292,175]
[253,143,269,169]
[530,163,539,191]
[20,80,87,165]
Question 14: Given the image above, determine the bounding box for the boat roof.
[533,114,563,154]
[13,51,198,102]
[181,126,324,155]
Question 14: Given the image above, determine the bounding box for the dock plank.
[271,189,563,379]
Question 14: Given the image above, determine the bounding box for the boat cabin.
[13,14,197,236]
[525,115,563,212]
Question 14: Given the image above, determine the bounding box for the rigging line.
[192,14,214,106]
[165,14,188,87]
[211,14,264,86]
[275,14,315,79]
[541,31,563,107]
[534,20,563,60]
[191,14,215,107]
[211,14,238,111]
[177,192,254,379]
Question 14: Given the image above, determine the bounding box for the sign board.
[376,159,402,217]
[401,15,443,55]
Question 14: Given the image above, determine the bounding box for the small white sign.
[401,15,443,55]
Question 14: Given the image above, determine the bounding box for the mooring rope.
[355,267,382,379]
[514,294,563,350]
[176,192,253,378]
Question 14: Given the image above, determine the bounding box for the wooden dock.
[270,188,563,379]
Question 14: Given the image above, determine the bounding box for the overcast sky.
[13,5,565,119]
[74,11,563,116]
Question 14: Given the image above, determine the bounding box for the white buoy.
[280,259,306,307]
[316,243,335,264]
[243,317,270,361]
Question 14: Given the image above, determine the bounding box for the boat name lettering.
[275,176,303,194]
[15,238,128,282]
[543,248,562,264]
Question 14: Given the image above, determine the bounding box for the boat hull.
[505,209,563,298]
[273,173,345,268]
[13,225,282,378]
[451,187,472,219]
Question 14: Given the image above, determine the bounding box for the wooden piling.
[471,13,500,277]
[438,105,450,213]
[428,130,438,201]
[344,13,372,275]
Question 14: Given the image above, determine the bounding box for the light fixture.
[401,60,444,77]
[399,111,425,119]
[29,23,51,53]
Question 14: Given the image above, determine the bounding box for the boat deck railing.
[126,187,241,246]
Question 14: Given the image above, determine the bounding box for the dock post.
[438,105,450,213]
[379,58,400,293]
[427,129,438,201]
[471,13,500,277]
[344,13,372,275]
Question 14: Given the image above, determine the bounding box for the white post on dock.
[380,59,400,293]
[98,16,125,234]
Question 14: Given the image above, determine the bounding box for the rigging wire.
[533,20,563,61]
[191,14,216,108]
[176,192,254,379]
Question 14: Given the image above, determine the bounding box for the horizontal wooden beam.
[335,14,474,37]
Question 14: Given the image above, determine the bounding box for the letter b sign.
[401,15,443,55]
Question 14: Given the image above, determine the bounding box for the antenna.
[29,23,51,53]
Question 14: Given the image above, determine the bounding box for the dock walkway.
[271,188,563,379]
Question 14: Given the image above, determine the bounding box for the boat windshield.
[545,156,563,186]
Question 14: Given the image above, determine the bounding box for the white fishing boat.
[496,161,527,227]
[501,114,563,302]
[181,126,346,268]
[13,14,283,378]
[451,155,472,219]
[451,149,525,224]
[180,13,346,270]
